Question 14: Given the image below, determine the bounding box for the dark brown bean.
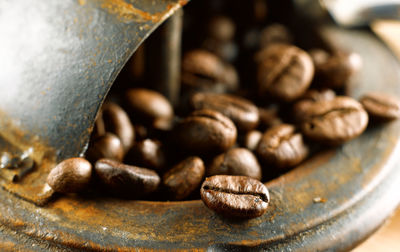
[242,130,263,151]
[162,156,205,200]
[125,139,166,171]
[94,158,160,196]
[86,133,124,163]
[313,50,362,88]
[259,23,293,48]
[174,109,237,155]
[256,44,314,101]
[47,158,92,193]
[102,102,135,152]
[181,50,238,93]
[256,124,309,169]
[293,89,336,123]
[207,148,262,180]
[207,16,235,42]
[200,175,269,218]
[191,93,259,131]
[360,92,400,121]
[125,88,173,124]
[300,96,368,145]
[300,88,336,102]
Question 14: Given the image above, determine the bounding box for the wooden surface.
[353,207,400,251]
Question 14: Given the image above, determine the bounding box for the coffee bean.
[174,109,237,155]
[125,139,166,171]
[256,44,314,101]
[47,158,92,193]
[200,175,269,218]
[360,92,400,121]
[102,102,135,152]
[181,50,238,93]
[207,148,262,180]
[191,93,259,131]
[125,88,173,125]
[86,133,124,163]
[300,96,368,145]
[94,158,160,196]
[242,130,263,151]
[256,124,309,169]
[207,16,235,42]
[162,156,205,200]
[259,23,293,48]
[301,88,336,102]
[293,89,336,123]
[313,51,362,88]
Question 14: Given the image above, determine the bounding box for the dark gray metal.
[0,0,188,203]
[0,0,188,163]
[146,9,183,106]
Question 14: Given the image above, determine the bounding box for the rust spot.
[99,0,188,23]
[313,197,327,203]
[78,0,86,6]
[0,109,57,205]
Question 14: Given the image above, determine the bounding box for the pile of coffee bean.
[46,1,400,219]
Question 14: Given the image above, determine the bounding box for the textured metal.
[0,0,188,204]
[0,24,399,250]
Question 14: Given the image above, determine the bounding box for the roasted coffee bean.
[207,148,262,180]
[152,116,175,131]
[200,175,269,218]
[207,16,235,42]
[95,158,160,196]
[242,130,263,151]
[257,124,309,169]
[86,133,124,163]
[313,51,362,88]
[191,93,259,131]
[125,139,166,171]
[174,109,237,155]
[300,96,368,145]
[301,88,336,102]
[102,102,135,152]
[259,23,293,48]
[256,44,314,101]
[87,133,125,162]
[293,89,336,123]
[162,156,205,200]
[181,50,238,93]
[360,92,400,121]
[125,88,173,124]
[258,107,282,130]
[47,158,92,193]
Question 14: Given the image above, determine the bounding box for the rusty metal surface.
[0,0,188,204]
[0,25,399,250]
